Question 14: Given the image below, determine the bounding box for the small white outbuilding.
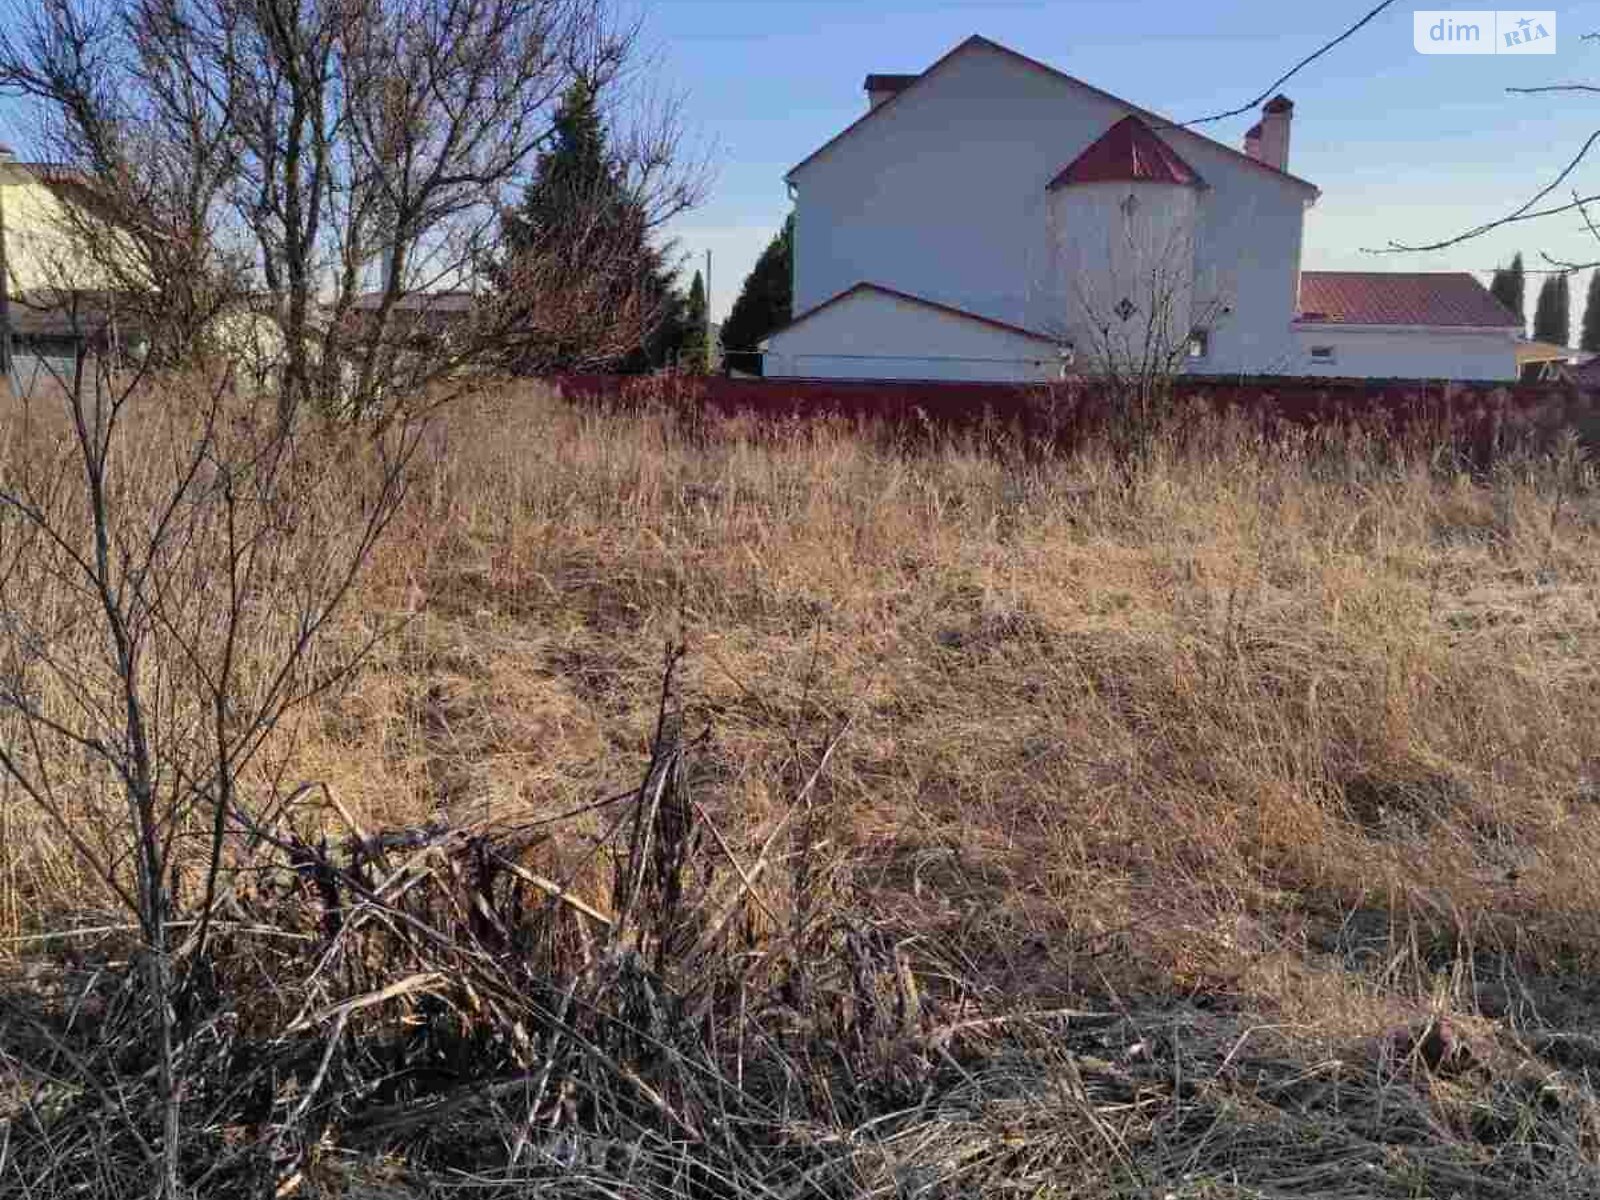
[759,282,1062,382]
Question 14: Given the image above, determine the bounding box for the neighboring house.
[6,291,142,392]
[1514,339,1590,383]
[1294,272,1522,380]
[345,289,479,355]
[0,158,127,291]
[764,36,1521,383]
[201,290,477,400]
[0,150,147,389]
[348,289,478,326]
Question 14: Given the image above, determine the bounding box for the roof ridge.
[1302,269,1478,276]
[787,34,1319,193]
[769,281,1058,345]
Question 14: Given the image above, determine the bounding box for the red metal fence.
[549,373,1599,459]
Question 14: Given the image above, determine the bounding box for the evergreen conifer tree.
[721,215,793,375]
[1555,272,1572,347]
[498,81,684,372]
[681,269,709,372]
[1533,275,1565,344]
[1490,252,1526,331]
[1581,271,1600,353]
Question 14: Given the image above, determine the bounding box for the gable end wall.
[789,41,1311,377]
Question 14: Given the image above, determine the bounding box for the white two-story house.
[763,36,1520,383]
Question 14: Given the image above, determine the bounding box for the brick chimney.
[864,73,918,110]
[1243,122,1263,161]
[1258,95,1293,172]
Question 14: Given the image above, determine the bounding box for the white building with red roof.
[762,36,1520,382]
[1292,272,1521,378]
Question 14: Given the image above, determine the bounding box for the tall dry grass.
[0,374,407,943]
[263,384,1600,1031]
[5,378,1600,1195]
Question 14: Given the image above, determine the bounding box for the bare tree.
[0,0,706,420]
[0,347,415,1195]
[1373,30,1599,282]
[0,1,258,368]
[1049,194,1230,476]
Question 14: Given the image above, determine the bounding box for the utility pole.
[0,144,14,391]
[704,248,712,373]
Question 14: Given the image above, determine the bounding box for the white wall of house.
[788,39,1315,379]
[1049,179,1201,366]
[764,286,1059,381]
[1291,325,1518,381]
[0,170,140,292]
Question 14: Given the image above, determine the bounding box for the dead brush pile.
[7,661,1599,1199]
[3,380,1600,1197]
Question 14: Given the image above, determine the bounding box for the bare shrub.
[0,353,415,1194]
[1048,192,1232,484]
[0,0,707,419]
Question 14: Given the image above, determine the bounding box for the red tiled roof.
[1296,272,1521,329]
[1046,115,1203,189]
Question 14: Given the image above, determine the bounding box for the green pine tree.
[681,269,709,372]
[1581,271,1600,353]
[502,81,613,262]
[1532,275,1565,344]
[630,263,687,375]
[1555,272,1572,348]
[498,81,684,373]
[720,215,793,376]
[1490,252,1525,331]
[1509,253,1525,331]
[1489,265,1511,311]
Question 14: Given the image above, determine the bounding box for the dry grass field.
[5,379,1600,1196]
[339,384,1600,1017]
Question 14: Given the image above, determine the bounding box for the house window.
[1056,347,1076,379]
[1186,330,1209,359]
[1309,345,1336,365]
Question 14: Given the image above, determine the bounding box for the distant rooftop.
[1297,272,1520,329]
[349,290,477,314]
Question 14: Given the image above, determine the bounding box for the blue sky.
[651,1,1599,332]
[0,2,1588,333]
